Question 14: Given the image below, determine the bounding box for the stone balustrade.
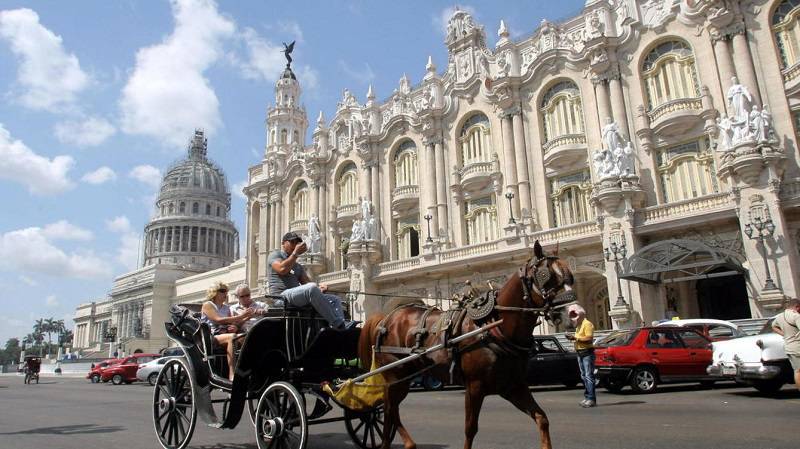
[289,219,308,232]
[638,192,732,226]
[647,97,702,122]
[440,240,500,261]
[375,257,422,276]
[318,270,349,284]
[542,133,587,153]
[533,221,599,244]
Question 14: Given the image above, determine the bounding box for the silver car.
[136,357,178,386]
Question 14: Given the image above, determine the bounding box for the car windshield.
[758,318,776,335]
[596,330,637,347]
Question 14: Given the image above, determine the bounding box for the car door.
[121,357,138,380]
[535,338,565,384]
[644,329,687,378]
[676,329,712,377]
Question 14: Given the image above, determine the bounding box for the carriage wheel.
[254,381,308,449]
[247,395,258,425]
[344,405,397,449]
[152,359,197,449]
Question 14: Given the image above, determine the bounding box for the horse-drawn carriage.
[23,355,41,384]
[153,301,392,449]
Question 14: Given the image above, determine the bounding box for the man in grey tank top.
[268,232,346,329]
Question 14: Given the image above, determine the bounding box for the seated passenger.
[268,232,347,330]
[200,281,253,380]
[230,284,268,332]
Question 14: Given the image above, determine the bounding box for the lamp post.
[505,191,515,224]
[604,241,628,307]
[744,213,778,291]
[424,213,433,243]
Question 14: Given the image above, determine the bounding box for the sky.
[0,0,585,345]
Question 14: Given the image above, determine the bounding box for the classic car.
[526,335,582,388]
[707,317,795,393]
[656,318,745,341]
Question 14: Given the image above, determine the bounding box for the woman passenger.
[200,281,253,380]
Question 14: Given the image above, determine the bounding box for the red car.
[595,327,724,394]
[100,354,160,385]
[86,358,122,383]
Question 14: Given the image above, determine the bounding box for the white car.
[706,317,794,393]
[136,357,178,385]
[656,319,745,341]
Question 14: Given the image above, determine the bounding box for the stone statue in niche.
[497,51,511,78]
[476,51,490,79]
[585,10,604,40]
[727,76,753,125]
[715,116,734,152]
[307,214,321,253]
[602,117,624,154]
[350,220,366,242]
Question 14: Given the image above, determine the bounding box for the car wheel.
[604,378,625,393]
[629,367,658,394]
[148,372,158,386]
[753,379,784,394]
[111,374,124,385]
[91,374,100,383]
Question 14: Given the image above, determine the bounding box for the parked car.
[656,319,745,342]
[86,358,122,383]
[100,353,160,385]
[136,356,178,386]
[595,327,724,393]
[526,336,581,388]
[707,317,795,393]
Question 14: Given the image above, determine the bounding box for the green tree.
[0,338,21,365]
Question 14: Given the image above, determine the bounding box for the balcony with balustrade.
[542,133,588,171]
[391,184,420,213]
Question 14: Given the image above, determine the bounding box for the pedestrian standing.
[772,298,800,392]
[565,304,596,407]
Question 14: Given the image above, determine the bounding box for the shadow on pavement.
[601,381,741,396]
[725,389,800,400]
[0,424,125,435]
[597,400,646,407]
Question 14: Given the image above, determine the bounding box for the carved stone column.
[594,78,612,131]
[499,110,521,218]
[422,136,439,237]
[257,199,270,287]
[711,34,736,109]
[346,240,383,321]
[434,139,448,240]
[608,71,630,138]
[511,109,532,219]
[731,29,761,107]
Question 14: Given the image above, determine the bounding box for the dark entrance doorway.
[696,268,751,320]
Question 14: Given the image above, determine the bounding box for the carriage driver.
[268,232,348,330]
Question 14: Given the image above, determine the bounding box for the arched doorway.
[696,267,750,320]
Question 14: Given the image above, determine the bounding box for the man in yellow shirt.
[566,304,596,407]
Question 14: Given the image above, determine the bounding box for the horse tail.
[358,313,385,370]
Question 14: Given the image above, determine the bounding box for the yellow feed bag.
[323,353,386,412]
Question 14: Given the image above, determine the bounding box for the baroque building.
[245,0,800,331]
[72,131,240,354]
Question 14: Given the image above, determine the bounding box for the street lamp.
[424,213,433,243]
[744,212,778,290]
[505,191,515,224]
[604,241,628,307]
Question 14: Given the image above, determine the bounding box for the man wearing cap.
[565,304,596,407]
[268,232,347,330]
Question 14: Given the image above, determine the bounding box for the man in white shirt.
[230,284,268,332]
[772,298,800,392]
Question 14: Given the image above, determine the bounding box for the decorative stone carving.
[593,118,636,181]
[727,77,752,124]
[640,0,672,29]
[307,213,321,254]
[584,9,605,40]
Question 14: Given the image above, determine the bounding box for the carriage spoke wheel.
[344,405,397,449]
[152,359,197,449]
[255,381,307,449]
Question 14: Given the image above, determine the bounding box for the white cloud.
[337,60,375,85]
[45,295,60,308]
[432,6,478,36]
[81,166,117,185]
[54,116,116,147]
[232,180,247,200]
[0,227,111,279]
[119,0,235,148]
[235,27,286,82]
[106,216,132,234]
[0,123,74,195]
[42,220,93,241]
[0,8,89,111]
[18,275,37,286]
[117,232,141,270]
[128,164,162,189]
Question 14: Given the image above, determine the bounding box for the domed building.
[143,130,239,269]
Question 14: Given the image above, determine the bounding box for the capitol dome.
[143,130,239,270]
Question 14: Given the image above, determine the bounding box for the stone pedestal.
[608,304,635,329]
[346,240,382,321]
[300,253,326,277]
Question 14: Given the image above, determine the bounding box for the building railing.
[533,221,599,244]
[780,177,800,200]
[783,62,800,83]
[392,184,419,198]
[336,204,358,219]
[542,133,587,153]
[440,240,500,261]
[375,257,422,275]
[289,219,308,232]
[638,192,732,226]
[318,270,349,284]
[460,161,494,179]
[647,97,702,122]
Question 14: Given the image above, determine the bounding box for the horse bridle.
[518,255,576,313]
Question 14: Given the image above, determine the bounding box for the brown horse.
[358,240,574,449]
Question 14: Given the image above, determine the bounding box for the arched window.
[393,141,418,188]
[395,218,420,259]
[270,129,276,144]
[179,202,186,214]
[168,203,175,214]
[291,182,310,222]
[550,171,593,227]
[773,0,800,74]
[540,81,585,149]
[216,206,221,217]
[337,163,359,206]
[657,138,718,203]
[459,113,492,166]
[192,202,199,214]
[464,196,498,245]
[642,40,700,111]
[205,204,211,215]
[293,130,300,144]
[280,129,288,144]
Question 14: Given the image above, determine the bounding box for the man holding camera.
[267,232,347,330]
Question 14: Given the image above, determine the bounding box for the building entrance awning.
[620,239,745,284]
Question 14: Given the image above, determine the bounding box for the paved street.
[0,376,796,449]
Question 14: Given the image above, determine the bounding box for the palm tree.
[33,319,46,355]
[44,318,56,356]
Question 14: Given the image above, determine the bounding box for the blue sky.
[0,0,584,344]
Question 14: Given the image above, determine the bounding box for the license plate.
[721,365,737,376]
